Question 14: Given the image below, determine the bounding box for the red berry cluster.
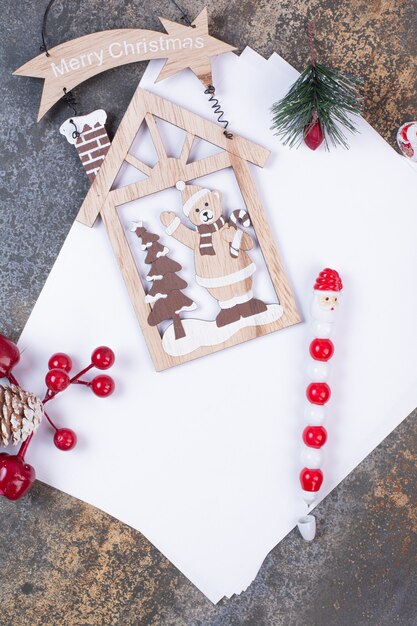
[0,334,116,501]
[44,347,116,450]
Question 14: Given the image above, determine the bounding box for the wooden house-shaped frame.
[76,87,300,370]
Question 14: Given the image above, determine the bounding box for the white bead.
[304,405,325,425]
[311,320,333,337]
[300,446,323,468]
[308,361,329,381]
[302,489,318,505]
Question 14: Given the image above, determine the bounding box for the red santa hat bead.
[176,180,211,217]
[313,268,343,292]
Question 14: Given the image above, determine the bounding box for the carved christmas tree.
[132,222,196,340]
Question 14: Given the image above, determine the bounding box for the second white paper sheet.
[13,49,417,602]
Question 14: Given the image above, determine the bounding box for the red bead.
[309,338,334,361]
[91,375,115,397]
[0,452,36,501]
[0,334,20,378]
[303,426,328,448]
[45,368,70,392]
[304,118,324,150]
[54,428,77,451]
[306,382,331,405]
[48,352,72,373]
[300,467,323,492]
[91,346,115,370]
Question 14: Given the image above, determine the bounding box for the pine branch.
[271,62,362,150]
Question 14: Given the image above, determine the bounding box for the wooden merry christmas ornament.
[14,8,235,121]
[14,5,300,370]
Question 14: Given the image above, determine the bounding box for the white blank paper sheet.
[13,49,417,602]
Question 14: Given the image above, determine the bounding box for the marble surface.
[0,1,416,624]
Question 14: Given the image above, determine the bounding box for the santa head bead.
[311,268,343,324]
[397,122,417,162]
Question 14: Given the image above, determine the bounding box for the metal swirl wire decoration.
[204,85,234,139]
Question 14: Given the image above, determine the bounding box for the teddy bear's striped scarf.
[196,210,252,257]
[196,216,226,256]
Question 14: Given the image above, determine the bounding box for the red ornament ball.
[303,426,328,448]
[54,428,77,451]
[48,352,72,373]
[91,346,115,370]
[300,467,323,492]
[0,334,20,378]
[306,382,331,405]
[45,368,70,393]
[0,452,36,501]
[309,338,334,362]
[91,375,115,397]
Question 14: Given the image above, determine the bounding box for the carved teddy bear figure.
[161,181,267,327]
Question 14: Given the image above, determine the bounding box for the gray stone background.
[0,1,416,624]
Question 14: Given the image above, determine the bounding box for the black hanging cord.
[204,85,233,139]
[62,88,77,116]
[168,0,194,26]
[40,0,56,56]
[62,88,80,138]
[40,1,81,120]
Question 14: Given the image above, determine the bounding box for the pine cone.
[0,384,43,446]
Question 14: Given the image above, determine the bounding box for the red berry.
[309,338,334,361]
[306,382,331,405]
[0,452,36,500]
[48,352,72,373]
[54,428,77,451]
[300,467,323,492]
[91,346,115,370]
[0,334,20,378]
[303,426,328,448]
[45,368,70,392]
[91,375,115,397]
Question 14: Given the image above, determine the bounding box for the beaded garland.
[298,268,343,541]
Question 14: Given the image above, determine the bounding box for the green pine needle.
[270,62,363,149]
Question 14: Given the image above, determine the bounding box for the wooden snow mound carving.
[162,305,283,357]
